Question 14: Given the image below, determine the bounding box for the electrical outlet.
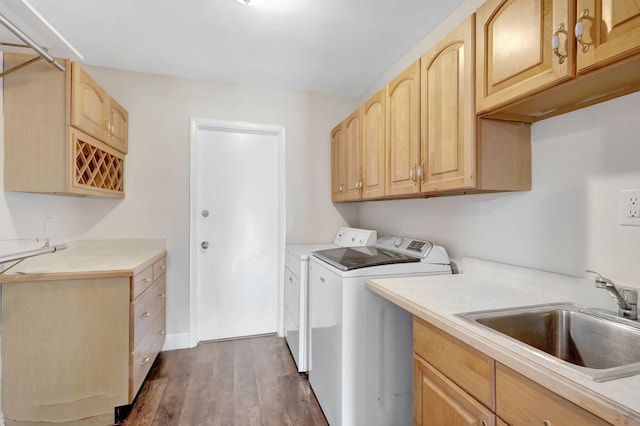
[620,190,640,226]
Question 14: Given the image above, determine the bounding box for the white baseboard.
[162,332,192,351]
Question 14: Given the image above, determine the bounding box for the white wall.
[0,66,358,345]
[358,91,640,284]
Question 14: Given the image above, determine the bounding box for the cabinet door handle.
[159,330,166,336]
[543,420,553,426]
[140,356,150,366]
[141,278,151,285]
[552,23,567,64]
[409,166,416,182]
[575,9,590,53]
[418,163,424,182]
[157,293,166,299]
[141,311,151,319]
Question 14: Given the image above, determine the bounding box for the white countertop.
[365,257,640,424]
[0,239,166,282]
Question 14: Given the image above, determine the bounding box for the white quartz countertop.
[365,258,640,425]
[0,239,166,282]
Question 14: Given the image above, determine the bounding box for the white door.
[191,120,283,343]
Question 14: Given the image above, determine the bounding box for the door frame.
[188,118,286,347]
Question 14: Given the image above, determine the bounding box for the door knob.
[201,241,209,249]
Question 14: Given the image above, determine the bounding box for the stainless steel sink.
[457,303,640,381]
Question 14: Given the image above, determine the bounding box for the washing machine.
[309,236,451,426]
[284,227,377,372]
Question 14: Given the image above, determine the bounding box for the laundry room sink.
[458,303,640,381]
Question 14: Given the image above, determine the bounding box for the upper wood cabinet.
[361,89,386,199]
[71,63,129,154]
[4,53,128,198]
[575,0,640,73]
[421,16,476,193]
[330,16,532,203]
[477,0,640,121]
[386,61,421,197]
[476,0,576,114]
[331,124,346,202]
[420,16,531,196]
[344,108,363,201]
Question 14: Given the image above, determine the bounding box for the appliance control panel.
[373,236,434,259]
[334,227,378,247]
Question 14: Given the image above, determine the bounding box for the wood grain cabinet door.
[385,61,421,197]
[344,108,363,201]
[108,97,129,154]
[414,356,496,426]
[575,0,640,74]
[476,0,576,114]
[361,89,386,200]
[421,16,476,194]
[331,124,346,202]
[71,63,109,143]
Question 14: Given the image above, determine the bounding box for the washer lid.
[312,246,420,271]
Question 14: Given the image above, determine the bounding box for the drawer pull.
[543,421,553,426]
[157,265,166,272]
[140,278,151,284]
[158,293,166,299]
[140,356,150,366]
[481,421,487,426]
[141,311,151,319]
[159,330,166,336]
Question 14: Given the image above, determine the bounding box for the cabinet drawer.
[414,316,494,410]
[153,257,166,281]
[131,310,166,401]
[132,275,166,348]
[132,265,154,299]
[496,363,611,426]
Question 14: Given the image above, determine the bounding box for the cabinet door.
[576,0,640,73]
[108,97,129,154]
[71,63,109,143]
[344,108,362,201]
[414,356,495,426]
[361,89,386,199]
[476,0,575,113]
[421,16,476,194]
[386,61,421,197]
[331,124,346,202]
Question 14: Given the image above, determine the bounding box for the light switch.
[620,190,640,226]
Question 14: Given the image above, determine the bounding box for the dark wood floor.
[122,335,328,426]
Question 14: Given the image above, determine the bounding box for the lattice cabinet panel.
[72,130,125,197]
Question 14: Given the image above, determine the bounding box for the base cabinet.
[413,316,623,426]
[1,255,166,425]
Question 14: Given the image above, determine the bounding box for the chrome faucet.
[587,270,638,320]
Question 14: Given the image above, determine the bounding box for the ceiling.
[3,0,466,97]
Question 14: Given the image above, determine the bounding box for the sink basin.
[458,303,640,381]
